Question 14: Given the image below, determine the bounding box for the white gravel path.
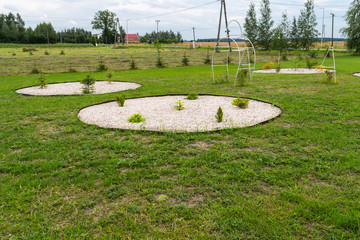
[353,73,360,77]
[16,81,141,96]
[254,68,324,74]
[78,95,281,132]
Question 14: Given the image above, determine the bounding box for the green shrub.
[156,55,165,68]
[60,50,65,55]
[281,54,288,61]
[81,75,96,94]
[215,106,223,123]
[106,72,113,84]
[276,62,281,73]
[97,57,108,72]
[186,94,198,100]
[38,73,47,89]
[305,58,318,69]
[128,113,145,123]
[225,56,232,64]
[12,52,16,56]
[29,51,33,55]
[174,100,185,111]
[22,47,36,52]
[44,51,50,55]
[232,98,249,109]
[204,49,211,64]
[30,68,41,74]
[68,68,77,73]
[215,72,229,84]
[116,94,126,107]
[182,52,189,66]
[308,50,318,58]
[236,69,248,86]
[130,55,137,70]
[324,70,335,84]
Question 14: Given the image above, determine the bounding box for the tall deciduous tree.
[341,0,360,53]
[258,0,274,50]
[34,22,57,44]
[91,10,117,44]
[297,0,319,50]
[244,3,258,45]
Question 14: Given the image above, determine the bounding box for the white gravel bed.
[16,81,141,96]
[353,73,360,77]
[254,68,324,74]
[78,95,281,132]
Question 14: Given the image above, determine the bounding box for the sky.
[0,0,353,40]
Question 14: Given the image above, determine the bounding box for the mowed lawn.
[0,45,360,239]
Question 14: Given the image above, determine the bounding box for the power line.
[127,0,219,21]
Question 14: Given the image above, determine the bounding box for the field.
[0,44,360,239]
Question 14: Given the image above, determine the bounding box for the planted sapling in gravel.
[232,98,249,109]
[116,94,126,107]
[174,100,185,111]
[38,73,47,89]
[216,106,223,123]
[128,113,145,123]
[81,75,95,94]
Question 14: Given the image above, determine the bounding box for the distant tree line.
[140,30,183,44]
[57,28,93,43]
[244,0,319,51]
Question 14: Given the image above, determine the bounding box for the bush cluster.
[232,98,249,109]
[128,113,145,123]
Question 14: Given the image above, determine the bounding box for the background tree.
[341,0,360,53]
[297,0,319,50]
[290,17,300,49]
[91,10,117,44]
[244,3,258,45]
[140,30,182,44]
[258,0,274,51]
[34,22,57,44]
[272,12,290,53]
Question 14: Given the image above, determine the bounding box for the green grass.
[1,45,360,239]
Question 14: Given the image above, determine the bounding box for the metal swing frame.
[212,17,256,85]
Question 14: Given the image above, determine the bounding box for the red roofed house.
[125,34,140,44]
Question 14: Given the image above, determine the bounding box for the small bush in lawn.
[60,50,65,55]
[29,51,33,55]
[81,75,96,94]
[128,113,145,123]
[44,50,50,55]
[204,49,211,64]
[305,58,318,69]
[31,68,41,74]
[262,62,274,70]
[38,73,47,89]
[215,106,223,123]
[12,52,16,56]
[97,57,108,72]
[186,94,198,100]
[106,72,113,84]
[116,94,126,107]
[232,98,249,109]
[156,55,165,68]
[130,55,137,70]
[68,67,77,73]
[174,100,185,111]
[182,52,189,66]
[225,56,232,64]
[236,69,248,86]
[308,50,318,58]
[324,70,335,84]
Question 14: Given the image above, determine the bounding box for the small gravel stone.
[16,81,141,96]
[78,95,282,132]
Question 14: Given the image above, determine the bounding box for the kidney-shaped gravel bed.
[16,81,141,96]
[78,95,282,132]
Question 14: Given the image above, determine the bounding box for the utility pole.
[126,19,129,47]
[192,27,196,49]
[320,8,325,48]
[155,20,160,41]
[330,13,335,47]
[216,0,231,52]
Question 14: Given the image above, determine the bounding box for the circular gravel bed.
[254,68,324,74]
[78,95,281,132]
[16,81,141,96]
[353,73,360,77]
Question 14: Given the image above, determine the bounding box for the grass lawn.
[0,44,360,239]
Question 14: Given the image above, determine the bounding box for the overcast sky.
[0,0,352,40]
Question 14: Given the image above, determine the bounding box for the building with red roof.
[125,34,140,43]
